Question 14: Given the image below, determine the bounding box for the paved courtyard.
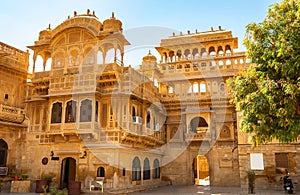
[0,185,291,195]
[129,185,288,195]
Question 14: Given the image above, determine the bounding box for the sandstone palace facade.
[0,11,299,192]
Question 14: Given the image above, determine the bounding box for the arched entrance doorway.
[0,139,8,166]
[60,157,76,188]
[193,155,209,185]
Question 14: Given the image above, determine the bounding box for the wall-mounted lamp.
[80,151,87,159]
[50,151,54,157]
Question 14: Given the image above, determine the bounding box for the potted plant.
[49,188,67,195]
[36,175,52,193]
[49,188,58,195]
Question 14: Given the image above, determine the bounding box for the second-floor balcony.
[0,103,25,124]
[185,128,211,141]
[41,119,165,147]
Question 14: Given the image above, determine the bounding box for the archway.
[193,155,209,186]
[0,139,8,166]
[60,157,76,188]
[190,117,208,133]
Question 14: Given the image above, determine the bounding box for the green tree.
[228,0,300,145]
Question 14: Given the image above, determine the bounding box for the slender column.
[32,53,37,73]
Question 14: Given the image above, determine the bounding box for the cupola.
[103,12,122,33]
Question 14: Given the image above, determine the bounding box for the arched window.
[217,46,223,56]
[220,125,231,139]
[190,117,208,133]
[193,83,199,93]
[192,48,199,58]
[225,45,231,56]
[0,139,8,166]
[132,106,136,117]
[168,87,174,94]
[169,51,174,62]
[146,111,151,128]
[201,48,207,57]
[132,157,141,181]
[153,159,160,179]
[176,50,182,60]
[95,101,99,122]
[97,167,105,177]
[143,158,150,180]
[51,102,62,123]
[209,46,216,56]
[80,99,92,122]
[184,49,190,58]
[218,60,224,66]
[200,83,206,93]
[220,83,225,92]
[65,100,77,123]
[188,85,193,93]
[226,59,232,65]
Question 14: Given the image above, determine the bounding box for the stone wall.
[238,144,300,191]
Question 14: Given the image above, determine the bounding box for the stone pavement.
[0,185,293,195]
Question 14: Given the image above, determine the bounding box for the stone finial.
[219,26,222,30]
[93,11,95,15]
[87,9,90,15]
[172,32,175,36]
[48,24,51,29]
[74,11,77,16]
[112,12,115,18]
[148,50,151,55]
[195,29,198,33]
[211,27,214,31]
[187,30,190,34]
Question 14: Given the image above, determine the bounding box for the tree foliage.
[228,0,300,145]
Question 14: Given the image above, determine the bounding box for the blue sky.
[1,0,280,70]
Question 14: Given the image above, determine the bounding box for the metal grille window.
[143,158,150,180]
[132,157,141,181]
[51,102,62,123]
[65,100,77,123]
[80,99,92,122]
[153,159,160,179]
[275,153,288,174]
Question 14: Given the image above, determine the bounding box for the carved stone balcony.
[185,131,211,141]
[0,103,25,124]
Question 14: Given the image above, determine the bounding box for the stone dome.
[38,25,52,42]
[103,12,122,33]
[142,50,157,62]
